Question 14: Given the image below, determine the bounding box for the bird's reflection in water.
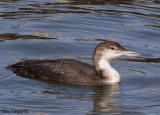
[92,84,120,114]
[41,83,120,114]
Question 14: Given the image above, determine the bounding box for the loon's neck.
[95,58,120,84]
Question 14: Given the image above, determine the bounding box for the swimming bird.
[7,41,140,85]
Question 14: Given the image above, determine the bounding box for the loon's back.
[8,59,101,84]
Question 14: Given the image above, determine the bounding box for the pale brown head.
[93,41,141,61]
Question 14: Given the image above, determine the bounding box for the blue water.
[0,0,160,115]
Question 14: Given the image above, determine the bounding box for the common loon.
[7,41,141,85]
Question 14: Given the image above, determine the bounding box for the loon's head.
[93,41,141,62]
[93,41,141,84]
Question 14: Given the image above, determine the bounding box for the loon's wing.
[7,59,99,84]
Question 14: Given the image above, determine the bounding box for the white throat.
[98,59,120,84]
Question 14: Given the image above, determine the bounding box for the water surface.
[0,0,160,115]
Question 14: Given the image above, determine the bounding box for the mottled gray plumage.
[7,41,140,85]
[8,59,102,84]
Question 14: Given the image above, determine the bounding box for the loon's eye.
[110,46,116,50]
